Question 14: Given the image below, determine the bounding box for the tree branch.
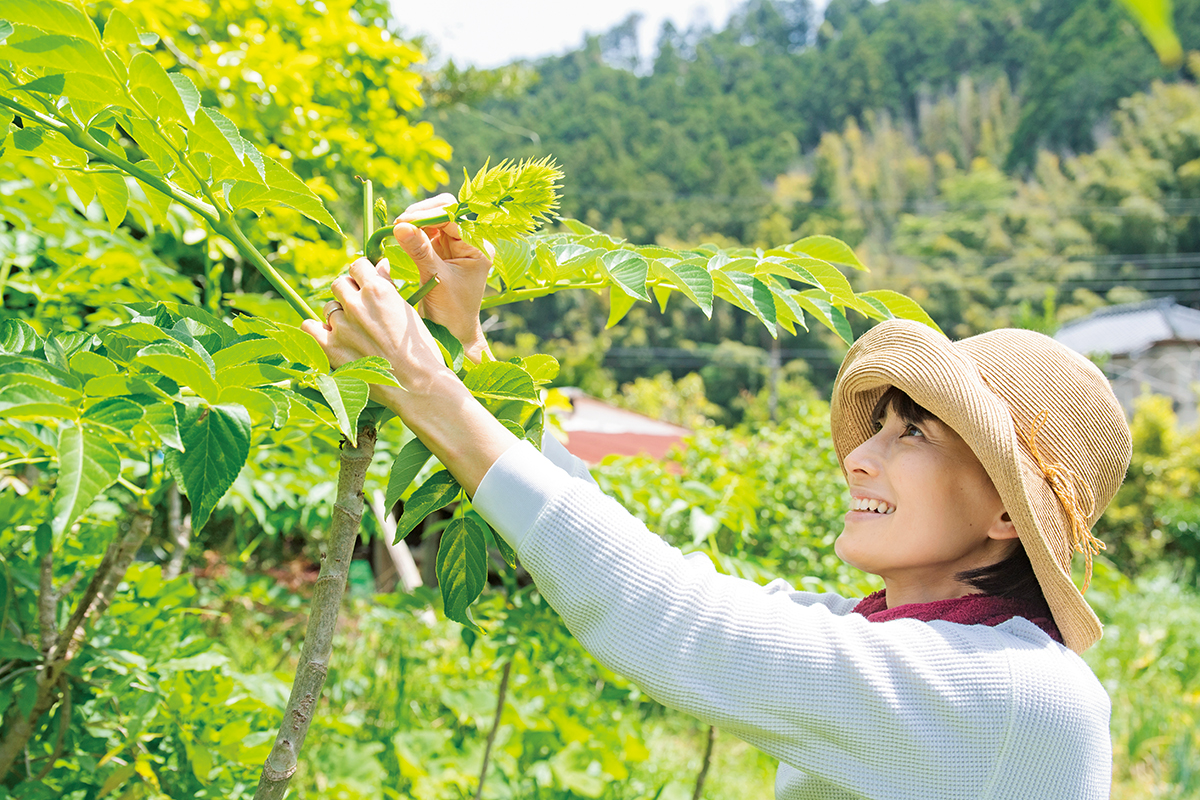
[0,509,153,782]
[692,725,716,800]
[473,659,513,800]
[253,424,377,800]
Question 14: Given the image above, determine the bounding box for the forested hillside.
[424,0,1200,403]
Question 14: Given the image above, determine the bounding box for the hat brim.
[830,320,1102,653]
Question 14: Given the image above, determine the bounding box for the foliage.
[1085,564,1200,799]
[1095,394,1200,581]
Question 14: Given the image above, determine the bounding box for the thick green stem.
[0,95,221,227]
[222,222,319,322]
[364,205,455,262]
[481,281,608,309]
[253,424,377,800]
[361,179,373,257]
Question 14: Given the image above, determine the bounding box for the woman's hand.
[301,256,519,495]
[393,194,494,362]
[301,257,451,405]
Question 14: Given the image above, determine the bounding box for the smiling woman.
[305,206,1134,799]
[836,385,1021,609]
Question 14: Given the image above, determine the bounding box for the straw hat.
[830,319,1132,653]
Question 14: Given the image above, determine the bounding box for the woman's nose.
[843,433,882,476]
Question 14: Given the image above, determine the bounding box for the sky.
[389,0,744,69]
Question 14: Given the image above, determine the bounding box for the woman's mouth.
[850,497,895,515]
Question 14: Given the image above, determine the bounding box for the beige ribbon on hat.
[1024,411,1106,591]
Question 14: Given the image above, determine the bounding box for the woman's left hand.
[301,256,451,405]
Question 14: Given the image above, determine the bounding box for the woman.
[303,200,1132,800]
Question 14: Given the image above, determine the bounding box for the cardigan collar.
[853,589,1063,644]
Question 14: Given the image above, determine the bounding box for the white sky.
[390,0,744,68]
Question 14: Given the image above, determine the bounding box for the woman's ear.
[988,510,1020,541]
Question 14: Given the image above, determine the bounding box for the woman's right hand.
[393,194,494,362]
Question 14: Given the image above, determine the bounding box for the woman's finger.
[348,256,383,289]
[330,274,359,303]
[397,193,457,220]
[375,257,391,281]
[393,223,441,275]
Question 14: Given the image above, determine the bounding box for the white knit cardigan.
[472,438,1113,800]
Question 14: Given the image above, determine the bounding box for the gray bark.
[253,425,376,800]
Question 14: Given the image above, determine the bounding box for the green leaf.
[600,249,650,301]
[0,0,99,44]
[463,361,537,402]
[333,355,400,387]
[187,107,261,183]
[0,21,12,43]
[385,437,434,510]
[51,424,120,538]
[91,171,129,232]
[234,317,328,372]
[520,354,559,385]
[654,257,713,317]
[168,402,252,532]
[485,519,517,568]
[762,275,808,335]
[606,288,637,329]
[787,235,865,271]
[1120,0,1183,67]
[83,397,144,431]
[101,8,140,49]
[19,73,65,94]
[712,271,777,337]
[227,153,342,234]
[128,51,189,123]
[395,471,460,540]
[168,72,200,123]
[216,386,279,426]
[137,342,220,403]
[494,237,533,288]
[215,362,294,389]
[211,336,283,371]
[423,319,464,372]
[858,289,942,332]
[0,319,41,354]
[259,386,292,428]
[795,290,853,344]
[435,517,488,628]
[0,383,77,420]
[142,401,182,450]
[315,373,369,444]
[0,28,111,78]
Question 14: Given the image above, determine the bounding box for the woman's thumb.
[393,222,439,276]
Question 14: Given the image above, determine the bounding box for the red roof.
[555,389,692,465]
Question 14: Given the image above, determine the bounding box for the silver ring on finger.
[324,300,344,325]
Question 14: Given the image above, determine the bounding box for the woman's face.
[834,398,1019,603]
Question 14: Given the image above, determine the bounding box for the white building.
[1054,297,1200,425]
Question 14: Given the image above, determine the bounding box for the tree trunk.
[0,508,153,781]
[164,482,192,580]
[253,424,376,800]
[692,725,716,800]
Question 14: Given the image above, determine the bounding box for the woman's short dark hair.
[871,386,1051,607]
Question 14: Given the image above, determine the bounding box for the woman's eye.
[870,420,883,434]
[902,423,924,438]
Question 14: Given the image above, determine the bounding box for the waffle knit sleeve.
[472,441,1112,800]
